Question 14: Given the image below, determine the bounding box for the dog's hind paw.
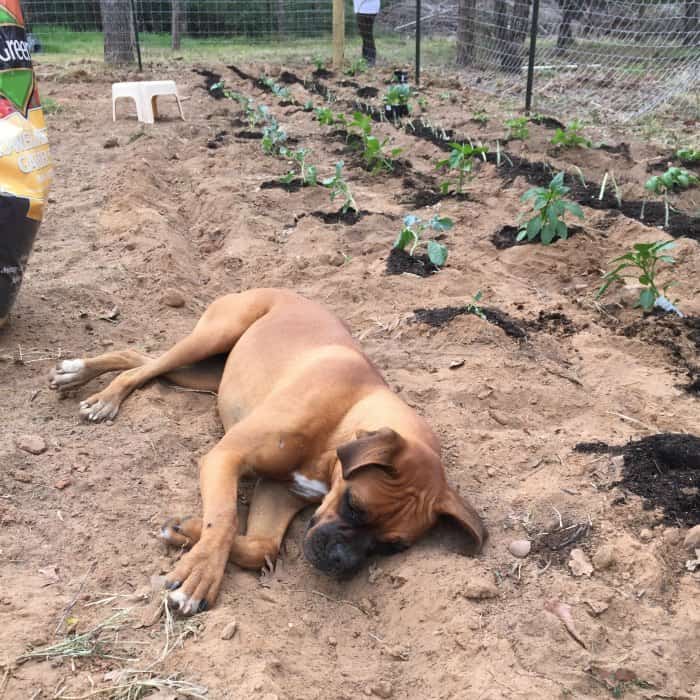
[49,359,95,390]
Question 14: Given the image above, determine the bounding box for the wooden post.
[332,0,345,70]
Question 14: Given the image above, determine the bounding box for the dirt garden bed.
[0,59,698,700]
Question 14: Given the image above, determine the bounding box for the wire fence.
[21,1,700,125]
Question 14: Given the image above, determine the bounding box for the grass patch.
[31,25,454,66]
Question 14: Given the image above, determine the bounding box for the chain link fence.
[21,1,700,125]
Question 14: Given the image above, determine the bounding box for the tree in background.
[99,0,135,63]
[494,0,531,73]
[456,0,477,66]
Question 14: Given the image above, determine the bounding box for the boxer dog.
[49,289,486,614]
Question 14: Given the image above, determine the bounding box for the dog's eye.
[342,490,368,525]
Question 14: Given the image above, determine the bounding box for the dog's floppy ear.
[337,427,403,480]
[436,485,487,552]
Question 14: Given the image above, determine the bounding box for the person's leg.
[357,13,377,65]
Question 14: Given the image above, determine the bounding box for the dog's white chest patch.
[290,472,329,500]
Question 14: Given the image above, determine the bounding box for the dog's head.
[303,427,486,577]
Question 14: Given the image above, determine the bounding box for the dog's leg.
[49,350,224,393]
[164,413,310,614]
[69,293,269,422]
[161,480,307,569]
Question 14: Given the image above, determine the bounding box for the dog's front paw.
[79,391,120,422]
[164,537,231,615]
[160,516,202,548]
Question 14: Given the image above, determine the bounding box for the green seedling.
[260,75,292,100]
[348,111,401,174]
[303,99,314,112]
[417,96,428,111]
[644,166,699,228]
[393,214,454,267]
[676,147,700,163]
[505,116,529,140]
[345,58,368,77]
[313,55,326,71]
[261,118,287,155]
[436,142,488,194]
[314,107,346,127]
[472,110,489,125]
[518,171,584,244]
[551,119,591,148]
[279,147,318,186]
[597,240,679,313]
[245,102,270,130]
[321,161,358,214]
[465,290,486,320]
[384,84,412,107]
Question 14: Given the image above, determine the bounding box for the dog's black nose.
[328,542,350,570]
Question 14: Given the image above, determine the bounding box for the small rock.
[161,289,185,308]
[683,525,700,550]
[12,470,32,483]
[489,410,509,426]
[592,545,616,571]
[371,681,393,698]
[383,644,409,661]
[639,528,653,542]
[568,548,593,577]
[368,563,383,584]
[462,576,498,600]
[327,636,338,647]
[508,539,531,558]
[220,619,238,640]
[662,528,681,545]
[16,434,47,455]
[53,478,72,490]
[583,598,609,617]
[449,359,465,370]
[103,137,119,148]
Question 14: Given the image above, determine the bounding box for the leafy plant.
[417,96,428,111]
[551,119,591,148]
[471,110,489,125]
[260,75,292,100]
[321,161,358,214]
[303,99,314,112]
[245,102,270,130]
[261,118,287,155]
[393,214,454,267]
[676,147,700,163]
[314,107,345,127]
[505,116,529,140]
[517,172,584,244]
[313,55,326,71]
[596,241,678,312]
[384,84,412,107]
[437,142,488,194]
[465,290,486,320]
[348,111,402,174]
[279,147,318,186]
[345,58,368,76]
[644,166,699,228]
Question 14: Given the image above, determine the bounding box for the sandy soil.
[0,59,699,700]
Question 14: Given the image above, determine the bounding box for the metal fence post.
[415,0,421,85]
[524,0,539,113]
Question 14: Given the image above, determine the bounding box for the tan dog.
[49,289,485,614]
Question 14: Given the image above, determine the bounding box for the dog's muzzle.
[303,518,373,577]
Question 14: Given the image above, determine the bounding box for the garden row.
[199,66,697,322]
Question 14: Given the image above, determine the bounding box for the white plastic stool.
[112,80,185,124]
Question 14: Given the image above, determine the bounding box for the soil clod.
[575,433,700,526]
